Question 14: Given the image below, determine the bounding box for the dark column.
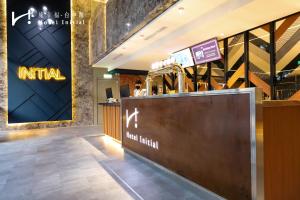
[171,73,175,90]
[207,62,212,90]
[244,31,250,87]
[270,22,277,100]
[224,38,228,88]
[162,75,167,94]
[193,66,198,91]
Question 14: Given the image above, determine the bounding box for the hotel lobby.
[0,0,300,200]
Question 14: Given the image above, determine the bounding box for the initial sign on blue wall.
[7,0,72,123]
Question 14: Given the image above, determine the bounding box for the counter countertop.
[121,88,258,100]
[98,102,120,105]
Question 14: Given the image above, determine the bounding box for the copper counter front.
[122,89,258,200]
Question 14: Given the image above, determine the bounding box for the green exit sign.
[298,60,300,65]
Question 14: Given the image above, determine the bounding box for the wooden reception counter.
[121,88,300,200]
[99,103,121,141]
[121,88,260,200]
[262,101,300,200]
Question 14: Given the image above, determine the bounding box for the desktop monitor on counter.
[106,88,113,99]
[120,84,130,98]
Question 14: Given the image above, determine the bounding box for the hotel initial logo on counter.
[125,107,159,150]
[126,108,139,128]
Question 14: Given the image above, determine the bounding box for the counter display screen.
[171,48,195,68]
[191,38,222,64]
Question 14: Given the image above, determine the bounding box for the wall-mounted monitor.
[171,48,195,68]
[191,38,222,65]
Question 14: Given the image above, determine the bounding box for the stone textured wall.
[90,0,179,63]
[106,0,178,51]
[0,0,94,130]
[72,0,94,127]
[0,0,7,129]
[90,1,106,64]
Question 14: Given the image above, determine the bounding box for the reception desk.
[262,101,300,200]
[121,88,261,200]
[120,88,300,200]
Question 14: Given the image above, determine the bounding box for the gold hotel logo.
[18,66,66,81]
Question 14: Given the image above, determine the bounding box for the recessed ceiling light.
[42,6,47,12]
[126,23,131,27]
[220,33,225,37]
[47,18,54,24]
[178,7,184,15]
[37,20,43,26]
[29,7,37,17]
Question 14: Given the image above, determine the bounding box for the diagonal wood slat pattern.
[164,75,172,90]
[276,13,299,43]
[239,82,245,88]
[249,72,271,96]
[185,77,194,92]
[211,78,223,90]
[289,90,300,100]
[227,64,245,88]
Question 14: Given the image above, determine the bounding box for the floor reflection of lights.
[0,129,51,142]
[86,134,223,200]
[96,135,125,160]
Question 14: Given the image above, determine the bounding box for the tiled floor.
[0,127,223,200]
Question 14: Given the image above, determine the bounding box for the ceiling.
[93,0,300,71]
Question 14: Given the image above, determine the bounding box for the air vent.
[144,26,168,41]
[112,54,123,60]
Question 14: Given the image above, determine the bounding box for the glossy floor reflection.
[0,127,222,200]
[87,136,223,200]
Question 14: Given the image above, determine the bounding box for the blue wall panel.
[7,0,72,123]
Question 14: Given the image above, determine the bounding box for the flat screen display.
[106,88,113,99]
[191,38,222,65]
[171,48,194,68]
[120,84,130,98]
